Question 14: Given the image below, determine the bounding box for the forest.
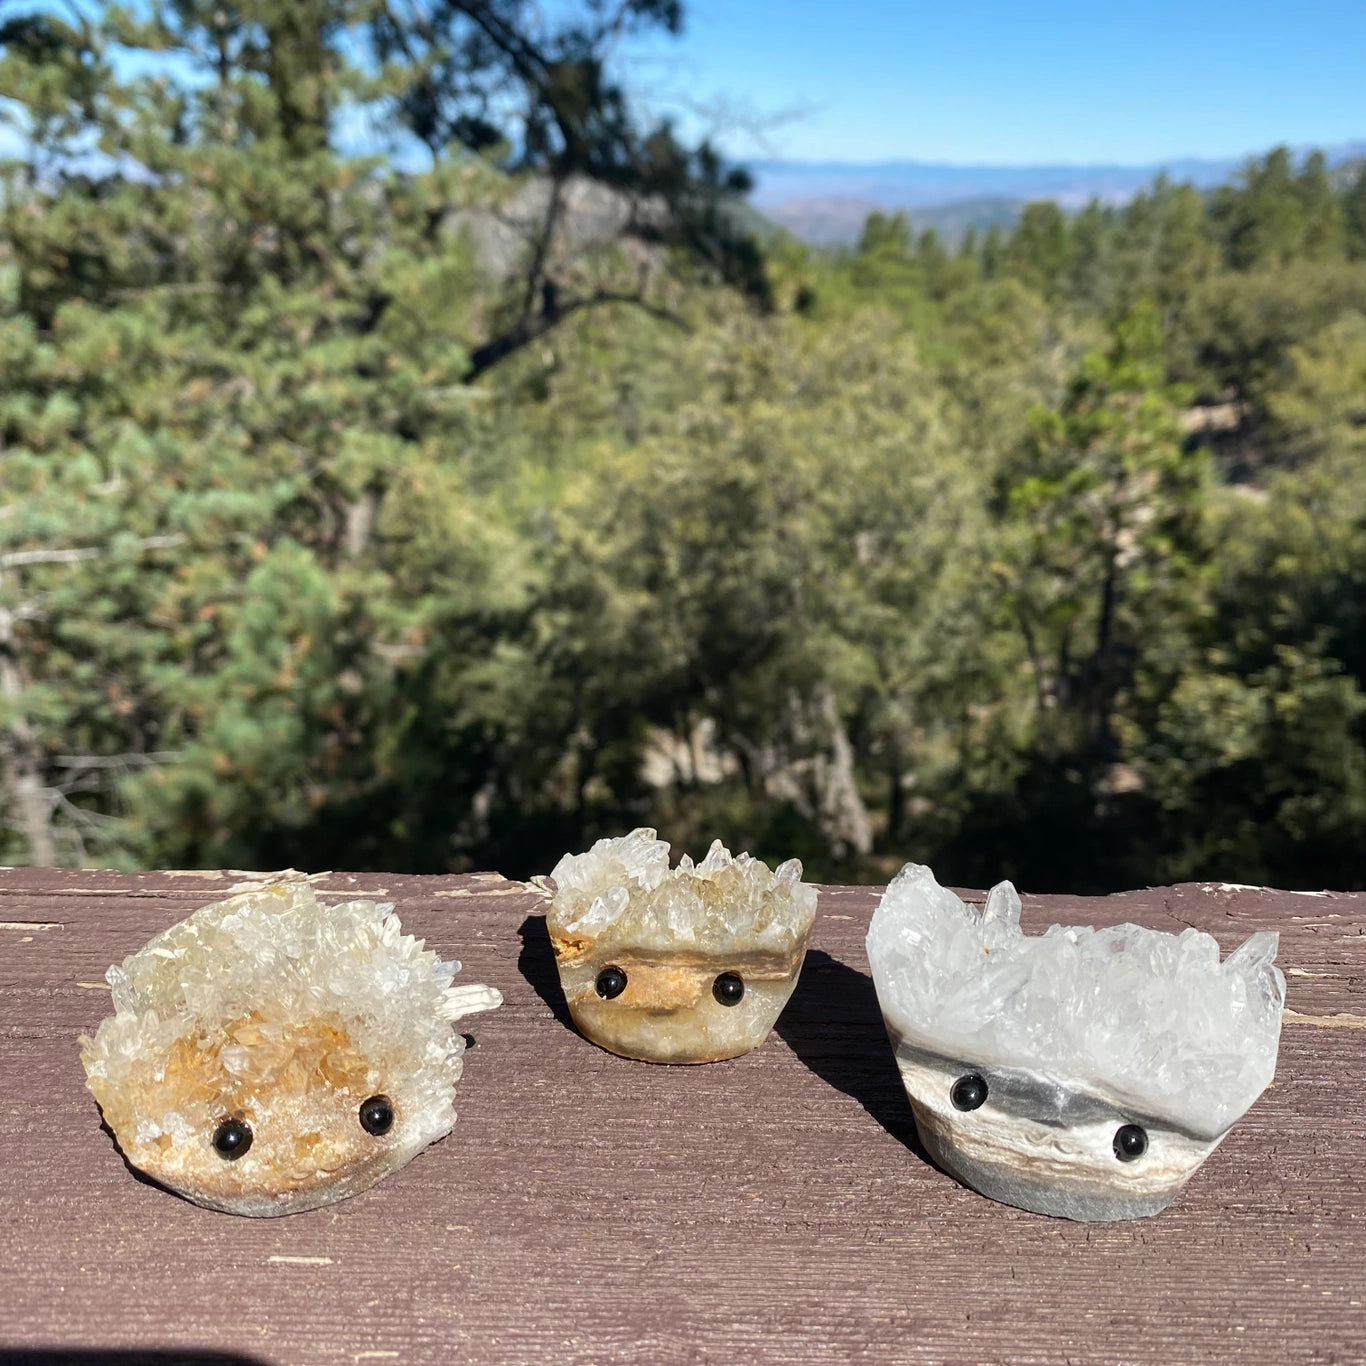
[2,2,1365,892]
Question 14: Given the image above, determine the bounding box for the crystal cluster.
[81,881,502,1217]
[866,864,1284,1220]
[546,828,818,1063]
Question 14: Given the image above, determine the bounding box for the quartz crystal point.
[545,829,818,1063]
[81,881,502,1216]
[866,864,1284,1221]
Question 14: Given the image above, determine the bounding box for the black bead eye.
[1114,1124,1148,1161]
[712,972,744,1006]
[950,1074,988,1111]
[595,966,627,999]
[359,1095,394,1136]
[211,1118,253,1160]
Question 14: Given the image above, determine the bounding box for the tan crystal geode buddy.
[544,829,817,1063]
[81,880,502,1216]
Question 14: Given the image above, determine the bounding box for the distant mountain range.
[747,143,1366,247]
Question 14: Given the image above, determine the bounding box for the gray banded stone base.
[890,1038,1225,1222]
[913,1109,1188,1221]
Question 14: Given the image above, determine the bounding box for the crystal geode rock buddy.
[544,829,818,1063]
[867,865,1284,1221]
[81,880,502,1216]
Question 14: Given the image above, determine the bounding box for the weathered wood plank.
[2,868,1364,1365]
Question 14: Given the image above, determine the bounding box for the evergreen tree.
[1344,164,1366,260]
[4,6,1366,889]
[1212,147,1346,269]
[1003,201,1068,297]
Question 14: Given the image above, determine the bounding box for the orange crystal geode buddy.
[544,829,817,1063]
[81,880,502,1216]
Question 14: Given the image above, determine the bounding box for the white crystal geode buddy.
[81,881,502,1217]
[867,865,1284,1221]
[544,829,818,1063]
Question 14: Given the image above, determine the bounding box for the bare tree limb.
[0,535,185,569]
[1,547,101,568]
[465,286,686,380]
[53,752,183,769]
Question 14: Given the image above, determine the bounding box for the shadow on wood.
[95,1117,180,1201]
[775,950,930,1162]
[516,912,574,1029]
[0,1353,270,1366]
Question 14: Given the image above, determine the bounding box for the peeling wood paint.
[1282,1008,1366,1029]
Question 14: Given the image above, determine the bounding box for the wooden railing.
[2,869,1362,1365]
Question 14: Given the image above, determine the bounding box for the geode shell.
[80,880,502,1216]
[545,829,818,1063]
[866,865,1284,1221]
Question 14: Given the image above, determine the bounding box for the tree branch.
[464,287,686,381]
[53,752,183,769]
[0,535,184,569]
[1,547,100,568]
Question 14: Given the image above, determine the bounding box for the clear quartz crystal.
[866,864,1284,1139]
[548,827,816,955]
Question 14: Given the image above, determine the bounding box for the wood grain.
[1,868,1363,1365]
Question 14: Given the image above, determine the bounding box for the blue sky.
[3,1,1359,170]
[631,0,1366,164]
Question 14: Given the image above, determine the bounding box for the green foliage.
[1345,165,1366,259]
[1003,201,1068,298]
[2,11,1365,890]
[1169,259,1366,411]
[998,304,1206,755]
[1212,148,1346,269]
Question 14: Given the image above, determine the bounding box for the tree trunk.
[0,599,55,866]
[344,484,384,558]
[815,688,874,858]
